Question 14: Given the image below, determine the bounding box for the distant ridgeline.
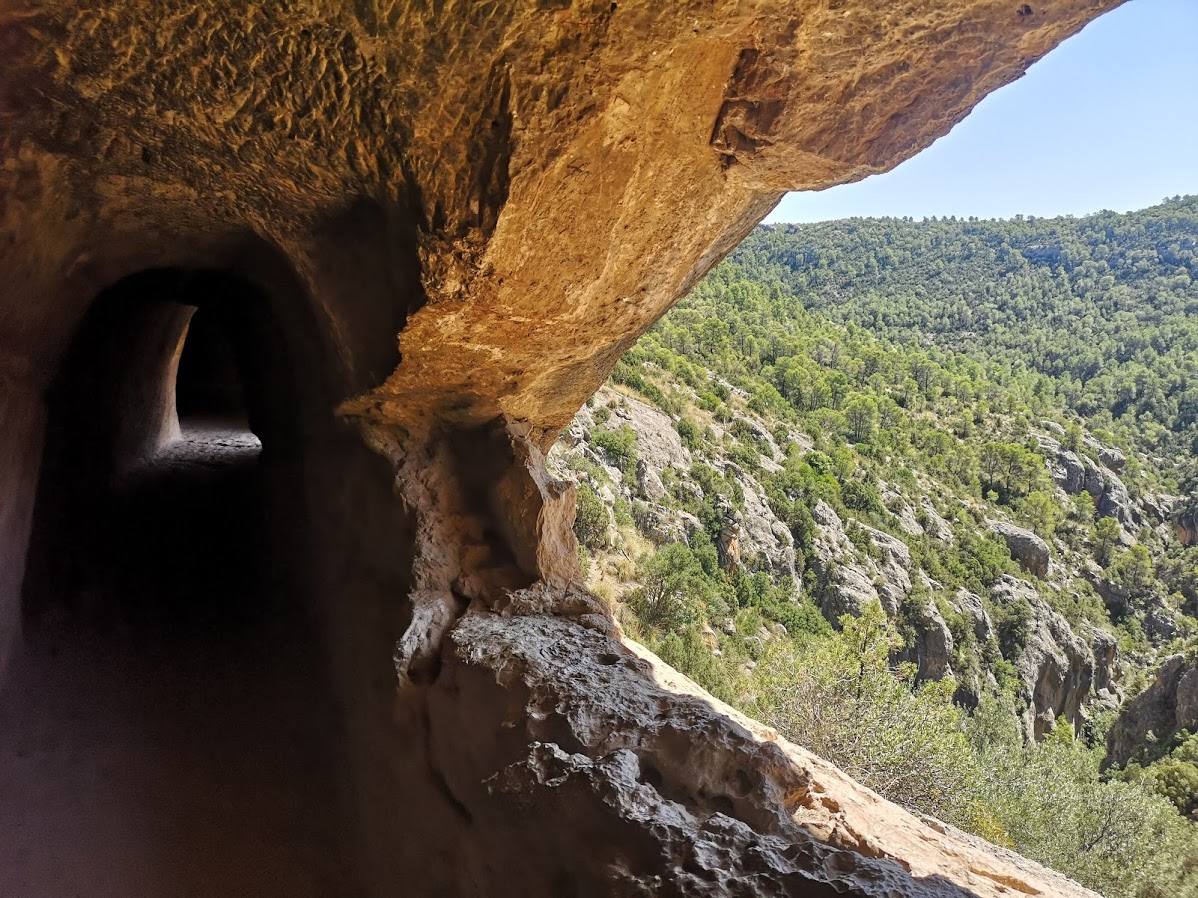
[735,196,1198,483]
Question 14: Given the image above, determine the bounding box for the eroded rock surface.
[812,500,913,620]
[1036,430,1146,533]
[431,611,1100,897]
[1176,502,1198,548]
[991,575,1120,740]
[988,520,1051,579]
[550,385,801,585]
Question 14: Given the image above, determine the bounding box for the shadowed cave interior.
[0,269,362,897]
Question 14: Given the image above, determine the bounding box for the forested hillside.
[552,198,1198,898]
[735,195,1198,481]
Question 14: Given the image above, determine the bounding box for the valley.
[554,197,1198,898]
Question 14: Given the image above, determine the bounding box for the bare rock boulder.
[950,588,995,643]
[991,576,1102,741]
[988,520,1051,578]
[810,501,912,621]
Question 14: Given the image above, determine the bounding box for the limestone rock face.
[951,588,995,644]
[811,500,913,620]
[909,599,956,683]
[1176,502,1198,548]
[606,391,693,474]
[0,1,1120,895]
[635,501,702,547]
[1106,654,1198,768]
[553,386,800,585]
[882,481,926,538]
[727,464,799,586]
[1036,431,1145,531]
[988,519,1051,578]
[920,498,956,543]
[809,503,967,685]
[991,575,1118,741]
[433,610,1100,898]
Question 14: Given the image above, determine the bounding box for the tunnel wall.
[5,235,458,892]
[0,376,44,674]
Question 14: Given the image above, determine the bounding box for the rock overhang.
[1,0,1121,437]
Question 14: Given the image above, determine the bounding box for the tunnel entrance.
[176,302,257,435]
[1,269,356,897]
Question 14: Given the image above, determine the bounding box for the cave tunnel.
[0,267,360,897]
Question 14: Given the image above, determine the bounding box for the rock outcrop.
[1036,431,1146,531]
[908,599,956,683]
[921,499,955,543]
[1106,654,1198,768]
[728,465,800,586]
[607,391,693,474]
[1176,501,1198,547]
[951,588,995,644]
[435,609,1100,898]
[0,2,1120,895]
[811,500,913,620]
[990,576,1120,740]
[988,520,1051,578]
[1087,558,1182,645]
[553,386,800,586]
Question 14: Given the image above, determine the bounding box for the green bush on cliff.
[635,596,1198,898]
[591,424,639,480]
[573,483,610,551]
[753,603,981,825]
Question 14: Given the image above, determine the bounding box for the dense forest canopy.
[733,196,1198,483]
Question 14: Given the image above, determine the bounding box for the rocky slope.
[431,609,1101,898]
[1107,654,1198,768]
[552,379,1173,744]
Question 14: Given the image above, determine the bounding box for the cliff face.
[0,2,1119,895]
[1107,654,1198,768]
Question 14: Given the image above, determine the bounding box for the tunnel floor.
[0,423,356,897]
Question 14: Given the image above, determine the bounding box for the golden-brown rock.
[1,0,1117,435]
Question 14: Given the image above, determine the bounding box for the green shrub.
[991,590,1033,661]
[592,424,639,480]
[841,476,885,515]
[629,543,723,632]
[754,603,981,824]
[573,483,610,550]
[675,416,700,449]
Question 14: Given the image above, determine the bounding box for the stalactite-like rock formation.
[0,2,1119,895]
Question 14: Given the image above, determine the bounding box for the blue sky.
[765,0,1198,224]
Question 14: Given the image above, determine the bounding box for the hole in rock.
[639,760,665,790]
[708,794,735,817]
[175,304,254,433]
[2,268,355,897]
[733,768,754,797]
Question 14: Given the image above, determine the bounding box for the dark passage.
[0,270,357,897]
